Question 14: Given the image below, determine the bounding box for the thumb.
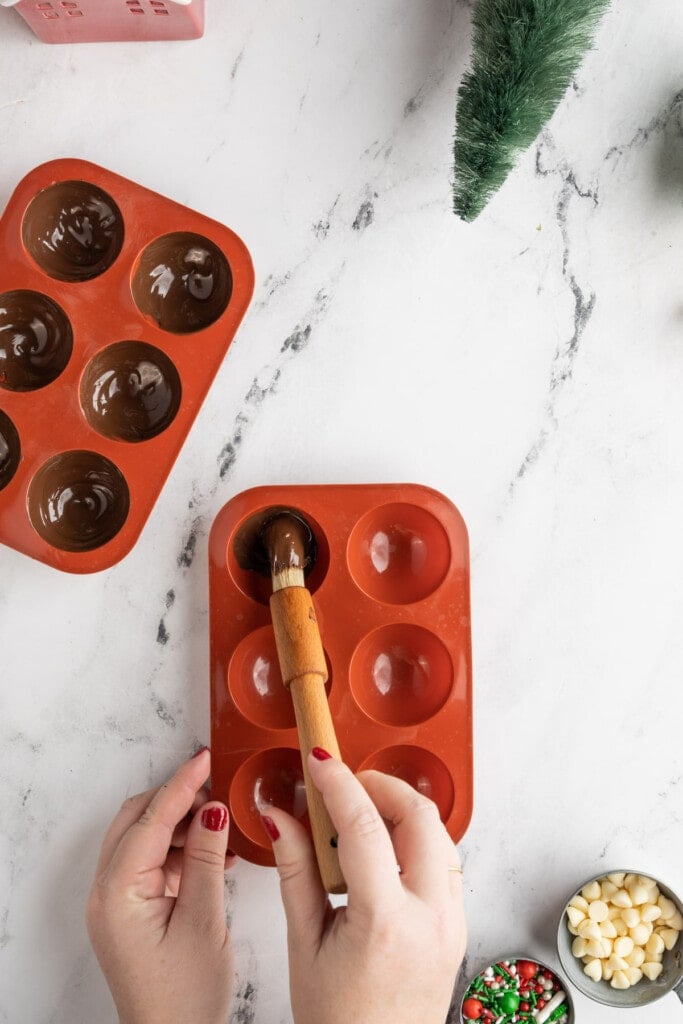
[175,801,230,933]
[261,805,327,948]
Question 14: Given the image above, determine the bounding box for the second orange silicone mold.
[209,484,473,867]
[0,159,254,572]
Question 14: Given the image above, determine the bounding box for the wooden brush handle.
[270,586,346,894]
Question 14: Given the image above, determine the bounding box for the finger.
[259,804,327,948]
[95,762,209,875]
[357,770,451,906]
[174,801,230,934]
[107,749,211,893]
[164,845,238,899]
[308,752,403,914]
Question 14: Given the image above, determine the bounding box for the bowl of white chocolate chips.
[557,870,683,1008]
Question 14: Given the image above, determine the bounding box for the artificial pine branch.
[452,0,610,221]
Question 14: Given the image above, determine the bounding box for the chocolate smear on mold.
[0,410,20,490]
[132,232,232,334]
[28,450,129,552]
[81,341,181,442]
[0,290,73,391]
[23,181,124,283]
[234,509,317,579]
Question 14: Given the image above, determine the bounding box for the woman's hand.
[86,749,235,1024]
[261,750,466,1024]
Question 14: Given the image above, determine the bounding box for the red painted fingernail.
[311,746,332,761]
[260,815,280,842]
[201,806,228,831]
[192,745,209,758]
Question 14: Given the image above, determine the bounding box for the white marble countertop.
[1,2,682,1021]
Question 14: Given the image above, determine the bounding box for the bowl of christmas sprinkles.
[460,956,574,1024]
[557,870,683,1008]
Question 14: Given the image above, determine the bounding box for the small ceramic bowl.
[557,869,683,1009]
[460,954,575,1023]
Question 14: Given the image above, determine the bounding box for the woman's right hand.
[260,749,466,1024]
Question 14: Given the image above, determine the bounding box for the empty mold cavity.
[0,290,73,392]
[80,341,181,442]
[227,625,331,731]
[0,410,21,490]
[22,181,124,283]
[228,507,329,605]
[229,748,307,849]
[347,502,451,604]
[349,624,453,726]
[27,450,129,552]
[131,232,232,333]
[359,745,454,821]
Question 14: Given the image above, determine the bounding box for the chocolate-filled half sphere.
[0,290,73,391]
[0,410,21,490]
[81,341,182,442]
[23,181,124,282]
[28,450,130,552]
[132,232,232,333]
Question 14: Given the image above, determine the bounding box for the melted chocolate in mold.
[28,450,129,552]
[0,290,73,392]
[81,341,182,442]
[23,180,124,283]
[233,508,317,579]
[0,410,21,490]
[132,232,232,334]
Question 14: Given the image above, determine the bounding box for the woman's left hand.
[86,748,235,1024]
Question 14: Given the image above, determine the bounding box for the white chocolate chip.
[640,903,662,923]
[629,884,651,907]
[570,894,589,913]
[613,918,628,937]
[658,896,676,920]
[600,880,618,901]
[608,873,626,886]
[585,938,607,959]
[625,967,643,986]
[669,911,683,931]
[613,936,634,958]
[582,881,602,901]
[642,962,663,981]
[607,954,630,971]
[578,919,603,941]
[611,889,633,909]
[567,906,586,928]
[625,947,645,968]
[589,900,609,922]
[583,958,602,982]
[610,970,630,990]
[660,927,680,951]
[599,920,617,939]
[621,908,640,928]
[645,933,665,957]
[629,922,653,946]
[572,936,588,958]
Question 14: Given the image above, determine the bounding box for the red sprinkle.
[520,1003,530,1012]
[537,999,546,1010]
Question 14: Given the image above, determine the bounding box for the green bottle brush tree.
[452,0,610,222]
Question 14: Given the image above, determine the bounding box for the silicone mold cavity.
[0,290,73,391]
[347,502,451,604]
[349,623,453,727]
[209,483,472,867]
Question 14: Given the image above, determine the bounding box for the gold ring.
[448,866,463,874]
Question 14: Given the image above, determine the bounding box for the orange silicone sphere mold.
[0,159,253,571]
[209,483,473,867]
[347,502,451,604]
[349,623,453,727]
